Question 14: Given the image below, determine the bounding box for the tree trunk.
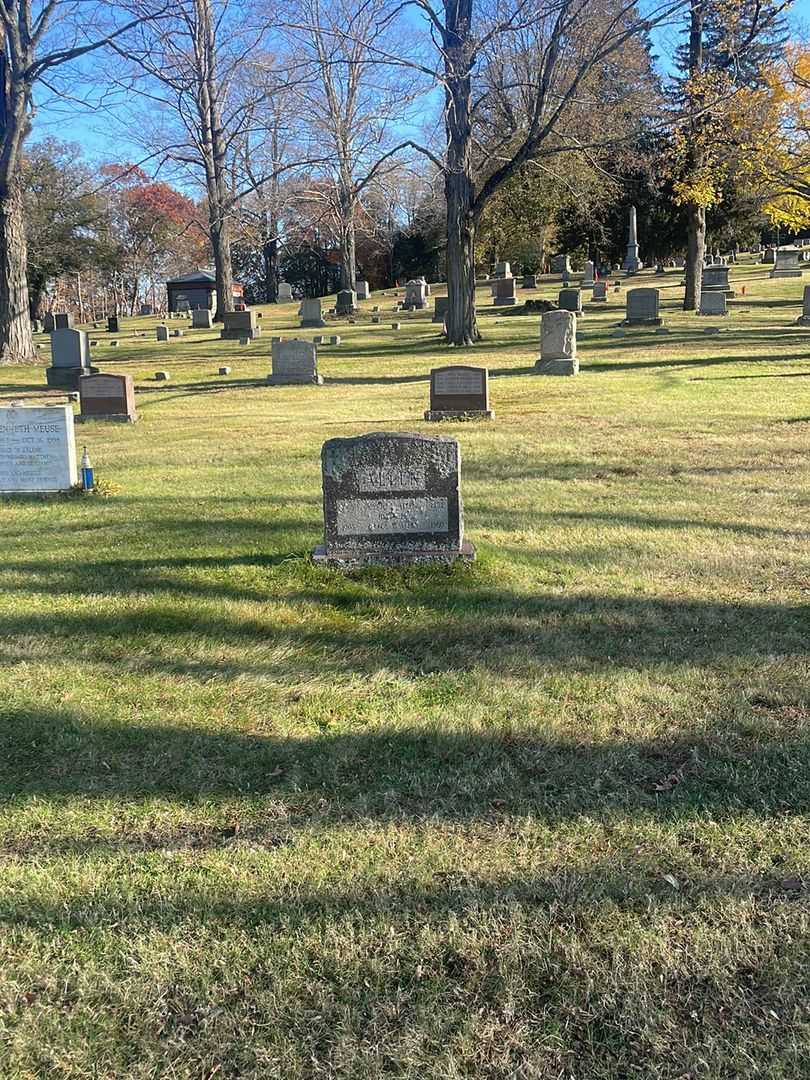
[264,236,278,303]
[443,0,478,345]
[683,0,704,314]
[338,207,356,291]
[0,186,34,363]
[684,202,705,311]
[445,174,478,345]
[210,214,233,319]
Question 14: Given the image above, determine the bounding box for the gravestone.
[536,309,577,376]
[268,339,322,385]
[155,371,170,381]
[329,335,341,346]
[43,313,55,332]
[771,249,802,279]
[583,260,595,287]
[558,288,583,314]
[433,297,449,324]
[592,281,608,302]
[55,313,73,330]
[796,285,810,324]
[219,366,231,375]
[300,298,326,327]
[32,319,43,333]
[762,247,776,264]
[403,280,427,310]
[336,289,357,315]
[550,254,572,275]
[699,291,727,316]
[492,277,517,306]
[221,310,261,340]
[171,329,183,338]
[192,308,213,329]
[108,316,120,333]
[355,280,370,300]
[703,266,735,296]
[312,431,474,567]
[46,328,97,389]
[425,366,493,421]
[418,276,431,297]
[78,373,137,423]
[522,274,537,289]
[624,288,661,326]
[494,261,511,278]
[139,304,153,316]
[0,405,78,492]
[277,282,293,302]
[156,325,169,342]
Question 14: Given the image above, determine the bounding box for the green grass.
[2,260,810,1078]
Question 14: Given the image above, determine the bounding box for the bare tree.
[284,0,420,291]
[400,0,685,345]
[0,3,154,363]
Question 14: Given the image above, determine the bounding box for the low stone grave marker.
[268,339,322,385]
[221,311,260,340]
[771,249,803,279]
[330,335,341,345]
[278,282,293,302]
[703,266,735,296]
[492,278,517,306]
[192,309,213,329]
[392,322,401,330]
[403,281,427,310]
[312,431,474,567]
[558,288,583,315]
[0,404,78,492]
[155,371,170,381]
[78,373,137,423]
[156,325,169,342]
[219,366,231,375]
[592,281,608,301]
[624,288,662,326]
[336,289,357,315]
[425,365,493,421]
[699,291,727,316]
[300,298,326,328]
[46,328,97,389]
[355,280,370,300]
[536,309,578,376]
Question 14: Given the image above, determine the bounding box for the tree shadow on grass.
[2,701,809,821]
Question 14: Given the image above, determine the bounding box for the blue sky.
[31,0,810,186]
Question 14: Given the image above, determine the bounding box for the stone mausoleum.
[165,270,245,313]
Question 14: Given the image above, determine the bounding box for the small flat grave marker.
[78,373,137,423]
[425,365,493,420]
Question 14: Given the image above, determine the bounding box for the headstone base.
[45,365,98,390]
[221,328,261,340]
[534,358,579,376]
[311,540,476,569]
[491,298,517,306]
[267,374,324,386]
[703,286,736,296]
[770,270,803,279]
[301,319,326,328]
[622,317,662,327]
[77,412,137,424]
[423,409,494,421]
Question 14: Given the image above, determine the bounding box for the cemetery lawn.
[3,260,810,1078]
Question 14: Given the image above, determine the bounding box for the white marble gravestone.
[0,405,78,492]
